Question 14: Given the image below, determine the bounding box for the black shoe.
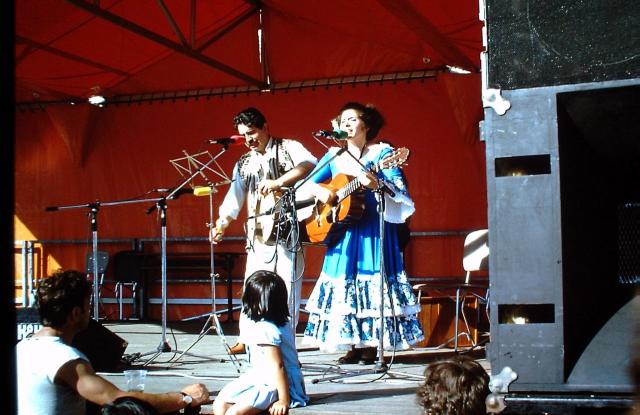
[358,347,377,365]
[337,348,362,364]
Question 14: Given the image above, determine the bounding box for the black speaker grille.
[487,0,640,90]
[618,202,640,285]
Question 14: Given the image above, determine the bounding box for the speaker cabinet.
[484,80,639,393]
[72,320,128,373]
[486,0,640,90]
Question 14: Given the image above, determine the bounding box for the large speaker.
[484,80,640,393]
[486,0,640,90]
[72,319,128,373]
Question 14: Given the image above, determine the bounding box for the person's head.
[36,269,92,330]
[338,102,385,141]
[233,107,270,152]
[101,397,158,415]
[416,355,489,415]
[242,270,290,327]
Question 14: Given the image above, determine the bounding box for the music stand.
[135,146,236,367]
[170,182,241,371]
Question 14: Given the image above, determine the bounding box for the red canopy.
[16,0,482,103]
[15,1,487,288]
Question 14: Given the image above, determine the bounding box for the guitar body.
[247,192,282,246]
[257,192,283,246]
[305,174,365,245]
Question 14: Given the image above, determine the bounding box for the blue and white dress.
[216,320,308,410]
[303,143,424,351]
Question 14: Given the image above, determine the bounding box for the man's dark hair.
[242,270,290,327]
[101,397,158,415]
[416,355,489,415]
[233,107,267,129]
[36,269,91,328]
[339,102,385,141]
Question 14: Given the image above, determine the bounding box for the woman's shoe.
[358,347,378,365]
[337,348,362,364]
[228,342,246,355]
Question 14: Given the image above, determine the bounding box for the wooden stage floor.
[97,320,490,414]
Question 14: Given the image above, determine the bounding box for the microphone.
[192,186,212,197]
[206,135,245,146]
[313,129,349,140]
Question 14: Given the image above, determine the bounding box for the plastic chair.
[414,229,489,351]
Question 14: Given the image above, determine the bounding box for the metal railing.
[14,230,472,307]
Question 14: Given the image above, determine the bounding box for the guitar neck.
[336,177,363,202]
[336,164,380,202]
[333,147,408,202]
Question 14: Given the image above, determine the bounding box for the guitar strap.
[268,138,281,181]
[268,137,295,181]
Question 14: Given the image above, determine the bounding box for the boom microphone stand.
[45,202,102,320]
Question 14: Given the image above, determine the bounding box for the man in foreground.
[17,269,209,414]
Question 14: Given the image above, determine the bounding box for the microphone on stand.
[205,135,245,146]
[192,186,213,197]
[312,129,349,139]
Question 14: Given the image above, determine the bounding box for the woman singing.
[303,102,424,364]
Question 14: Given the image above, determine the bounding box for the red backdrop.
[15,74,486,319]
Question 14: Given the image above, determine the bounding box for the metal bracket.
[486,366,518,413]
[482,87,511,115]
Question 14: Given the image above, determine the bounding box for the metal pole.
[90,206,100,320]
[27,240,35,307]
[21,241,28,307]
[160,203,169,348]
[376,189,387,369]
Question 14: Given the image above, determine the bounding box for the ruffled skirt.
[303,216,424,351]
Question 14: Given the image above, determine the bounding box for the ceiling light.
[445,65,472,74]
[88,95,106,106]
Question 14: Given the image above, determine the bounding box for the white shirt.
[17,336,90,415]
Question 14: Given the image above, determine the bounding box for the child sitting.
[213,270,309,415]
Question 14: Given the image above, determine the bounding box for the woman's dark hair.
[37,269,92,328]
[101,397,158,415]
[242,270,290,327]
[339,102,385,140]
[233,107,267,129]
[416,355,489,415]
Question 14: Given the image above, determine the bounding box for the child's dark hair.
[416,355,489,415]
[242,270,290,327]
[101,396,158,415]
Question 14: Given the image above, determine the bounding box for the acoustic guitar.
[246,191,282,246]
[304,147,410,245]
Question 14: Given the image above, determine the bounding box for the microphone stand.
[45,202,103,320]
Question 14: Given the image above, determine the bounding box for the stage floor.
[97,320,489,414]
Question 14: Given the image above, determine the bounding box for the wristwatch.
[181,392,193,406]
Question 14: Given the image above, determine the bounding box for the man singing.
[211,107,317,354]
